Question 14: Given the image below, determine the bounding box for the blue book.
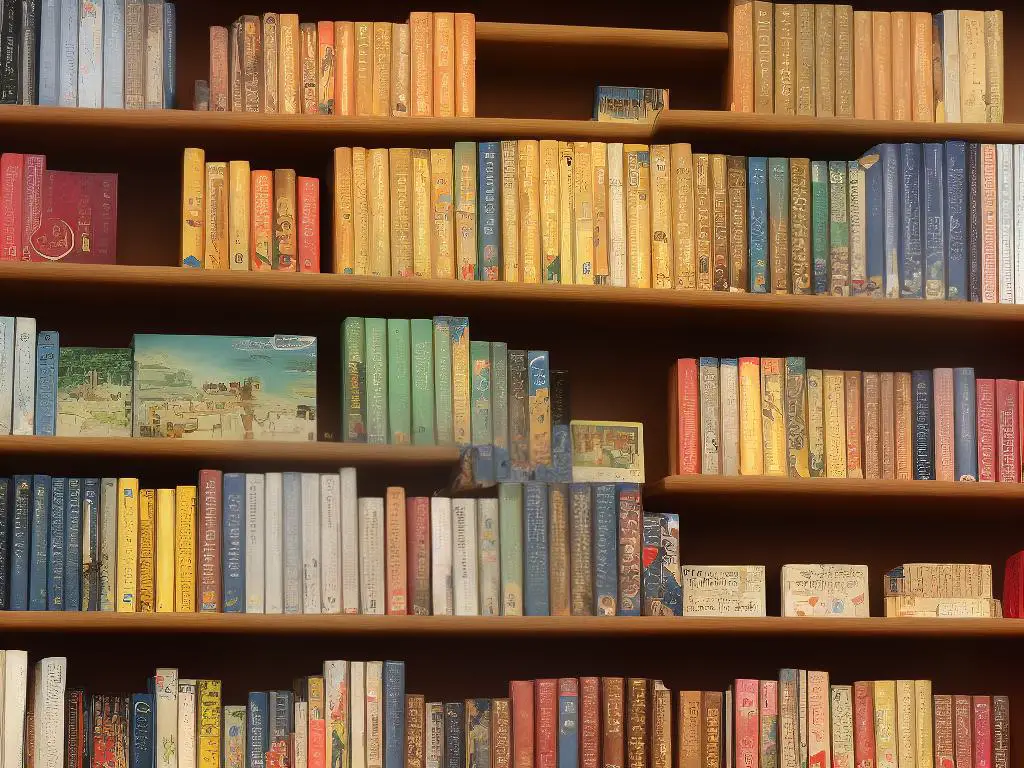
[47,477,66,610]
[58,0,78,106]
[945,141,968,300]
[912,370,934,480]
[616,483,642,617]
[810,160,830,294]
[641,514,661,615]
[10,475,33,610]
[953,368,978,481]
[477,141,501,281]
[880,144,900,297]
[64,478,82,610]
[383,661,405,768]
[967,143,982,302]
[591,483,617,615]
[222,472,245,612]
[82,478,100,610]
[466,699,491,768]
[0,478,8,609]
[30,474,50,610]
[34,330,59,435]
[557,681,579,768]
[747,157,768,292]
[922,143,946,300]
[443,703,465,768]
[162,2,176,108]
[38,0,60,104]
[899,143,924,298]
[659,513,682,616]
[523,481,550,616]
[863,147,885,296]
[546,369,571,483]
[247,692,269,768]
[102,0,125,107]
[130,693,154,768]
[282,472,302,614]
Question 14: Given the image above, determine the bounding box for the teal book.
[491,342,510,480]
[810,160,830,294]
[410,319,436,446]
[387,319,412,445]
[747,157,768,293]
[470,339,494,483]
[828,160,850,295]
[364,318,389,444]
[433,317,454,446]
[342,317,367,442]
[767,158,790,294]
[498,482,523,615]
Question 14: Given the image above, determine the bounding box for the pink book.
[973,696,992,768]
[298,175,320,272]
[758,681,778,767]
[734,678,759,768]
[674,359,700,475]
[994,379,1018,482]
[1,153,24,261]
[977,379,996,481]
[933,368,954,481]
[21,155,45,261]
[580,678,599,768]
[384,486,408,614]
[807,671,831,768]
[405,496,430,615]
[30,170,118,263]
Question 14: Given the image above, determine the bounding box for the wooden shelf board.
[476,22,728,53]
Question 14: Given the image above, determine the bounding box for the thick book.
[747,157,768,292]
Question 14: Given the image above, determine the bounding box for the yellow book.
[367,148,391,276]
[558,141,575,285]
[873,681,898,768]
[354,21,373,116]
[518,140,542,284]
[334,147,355,274]
[198,679,223,768]
[203,161,227,270]
[710,153,729,291]
[228,161,250,271]
[390,22,410,117]
[591,141,609,285]
[624,143,652,288]
[650,144,673,288]
[411,149,431,277]
[138,488,155,613]
[670,143,695,289]
[914,680,934,768]
[451,320,470,446]
[155,488,175,613]
[115,478,139,613]
[739,357,764,475]
[823,370,848,478]
[785,360,811,478]
[958,11,986,123]
[432,12,455,117]
[429,148,455,278]
[371,22,392,117]
[250,170,273,271]
[279,13,300,114]
[573,141,594,285]
[389,147,413,278]
[895,680,917,768]
[760,358,787,475]
[181,148,204,268]
[175,484,197,612]
[454,143,477,280]
[807,368,825,477]
[353,147,370,274]
[336,21,355,116]
[539,139,560,283]
[500,140,520,282]
[693,153,713,290]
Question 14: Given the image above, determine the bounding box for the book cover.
[47,476,65,610]
[568,484,594,616]
[693,153,712,290]
[430,497,453,615]
[33,330,58,436]
[221,473,245,612]
[814,4,835,115]
[785,357,810,478]
[365,318,389,444]
[996,144,1014,301]
[710,154,729,290]
[451,317,471,449]
[625,144,652,288]
[739,357,763,475]
[789,157,811,293]
[761,357,786,475]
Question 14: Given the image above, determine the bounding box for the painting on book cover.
[132,334,317,441]
[569,420,645,483]
[56,347,133,437]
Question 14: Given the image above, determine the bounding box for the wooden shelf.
[476,22,727,57]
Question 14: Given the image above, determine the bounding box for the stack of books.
[884,562,999,617]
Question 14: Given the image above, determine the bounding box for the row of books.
[730,4,1005,124]
[180,150,320,271]
[200,13,475,117]
[669,358,1024,483]
[1,655,1012,768]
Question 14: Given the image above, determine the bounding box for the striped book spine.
[997,144,1014,302]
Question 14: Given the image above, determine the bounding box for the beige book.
[834,5,853,117]
[367,148,391,276]
[333,148,355,274]
[389,148,413,277]
[774,4,795,115]
[454,147,477,280]
[228,161,250,271]
[693,153,712,291]
[335,21,355,116]
[894,371,912,479]
[911,12,933,122]
[671,143,695,289]
[591,142,609,284]
[871,12,892,120]
[371,22,392,117]
[557,142,575,284]
[814,4,835,116]
[539,139,560,283]
[753,0,774,113]
[624,144,652,288]
[915,681,934,768]
[729,0,754,112]
[880,371,896,479]
[650,145,673,288]
[278,14,300,114]
[823,370,847,478]
[203,161,227,270]
[727,156,748,292]
[807,368,825,477]
[761,358,787,476]
[352,147,370,274]
[432,12,455,117]
[391,23,410,117]
[299,22,317,114]
[518,140,542,284]
[409,12,432,117]
[958,11,986,123]
[411,149,432,277]
[354,21,373,116]
[429,149,455,278]
[500,141,520,281]
[896,680,917,768]
[984,11,1003,123]
[454,13,475,117]
[710,154,729,291]
[263,14,280,114]
[891,11,913,121]
[853,11,873,119]
[573,142,595,285]
[795,4,815,116]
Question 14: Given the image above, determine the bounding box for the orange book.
[880,372,896,480]
[409,12,433,117]
[729,0,754,112]
[871,12,892,120]
[385,486,408,615]
[250,170,273,271]
[894,372,913,480]
[298,176,320,273]
[371,22,392,117]
[844,371,863,479]
[911,12,934,122]
[853,11,873,119]
[891,12,913,121]
[354,21,373,116]
[317,21,335,114]
[862,372,881,479]
[334,21,355,116]
[432,12,455,117]
[454,13,475,117]
[934,368,954,482]
[752,1,773,114]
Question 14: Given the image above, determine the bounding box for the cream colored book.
[671,143,695,289]
[390,22,410,117]
[279,14,300,114]
[915,681,934,768]
[558,141,575,285]
[371,22,392,117]
[203,161,227,270]
[895,680,917,768]
[429,149,455,279]
[650,144,673,288]
[874,681,898,768]
[984,11,1003,124]
[781,564,870,617]
[591,141,609,285]
[517,140,542,284]
[958,11,986,123]
[824,370,847,478]
[228,160,251,270]
[720,358,740,475]
[500,140,520,281]
[681,565,766,616]
[354,21,373,116]
[693,153,712,290]
[573,141,594,285]
[760,358,787,476]
[738,357,763,475]
[389,147,413,277]
[333,147,355,274]
[607,143,627,286]
[807,368,825,477]
[367,148,391,276]
[411,149,431,277]
[540,139,560,283]
[624,143,652,288]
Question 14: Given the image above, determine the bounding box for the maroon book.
[29,170,117,263]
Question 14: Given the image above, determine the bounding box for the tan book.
[592,142,609,285]
[454,13,475,117]
[278,13,300,114]
[844,371,863,479]
[203,161,227,270]
[880,371,896,480]
[228,161,251,271]
[894,371,912,480]
[807,368,825,477]
[354,21,373,116]
[333,148,355,274]
[785,358,810,478]
[710,154,729,291]
[693,153,712,291]
[790,158,811,294]
[834,5,853,118]
[391,23,410,117]
[389,148,413,278]
[862,372,881,479]
[823,370,847,478]
[411,149,431,277]
[432,12,455,117]
[853,11,873,119]
[500,141,520,282]
[678,691,702,768]
[650,145,672,289]
[429,149,455,279]
[539,139,560,283]
[241,15,261,113]
[761,358,787,476]
[367,148,391,276]
[573,142,596,285]
[726,155,747,292]
[518,140,542,284]
[984,11,1003,123]
[558,141,575,284]
[753,1,773,113]
[352,147,369,274]
[409,12,432,117]
[334,21,355,116]
[871,12,892,120]
[299,22,317,114]
[317,21,335,114]
[795,4,815,116]
[671,144,696,289]
[958,11,986,123]
[262,14,279,114]
[181,148,204,268]
[774,4,795,115]
[814,4,835,117]
[624,144,652,288]
[209,25,229,112]
[729,0,754,111]
[371,22,392,117]
[891,12,913,121]
[911,12,934,122]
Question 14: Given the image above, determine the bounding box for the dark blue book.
[222,472,245,613]
[82,478,100,610]
[880,144,900,297]
[945,141,968,300]
[557,680,579,768]
[747,157,768,292]
[383,661,405,768]
[954,368,978,481]
[477,141,501,281]
[30,474,50,610]
[0,478,7,609]
[47,477,66,610]
[443,702,465,768]
[523,481,550,616]
[967,143,982,302]
[162,2,176,109]
[591,483,617,615]
[899,143,924,298]
[247,692,269,768]
[922,143,946,300]
[34,330,59,436]
[641,514,661,616]
[912,370,934,480]
[10,475,32,610]
[130,693,154,768]
[268,690,293,762]
[863,146,885,296]
[64,478,82,611]
[810,160,830,295]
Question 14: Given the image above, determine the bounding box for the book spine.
[977,378,996,481]
[389,148,413,277]
[845,372,864,478]
[0,317,13,433]
[138,487,155,612]
[9,476,31,609]
[451,498,478,615]
[412,148,431,276]
[453,13,474,116]
[670,144,694,288]
[33,331,57,436]
[478,498,500,615]
[174,484,196,611]
[973,697,992,768]
[385,487,407,615]
[625,144,652,288]
[430,148,455,278]
[911,12,933,121]
[814,4,835,115]
[674,359,700,474]
[198,470,222,612]
[984,11,1003,123]
[835,4,853,116]
[861,148,884,295]
[498,483,524,615]
[895,373,914,480]
[57,0,77,106]
[454,141,478,280]
[952,369,977,481]
[997,144,1014,301]
[692,152,712,290]
[773,4,794,115]
[933,696,954,766]
[47,477,66,609]
[895,680,915,768]
[785,357,810,478]
[848,158,867,293]
[228,161,252,270]
[739,357,764,475]
[747,157,767,292]
[432,317,453,445]
[410,318,436,446]
[794,4,814,116]
[12,315,34,436]
[451,317,472,449]
[281,472,302,613]
[953,695,971,767]
[517,141,541,283]
[789,157,811,293]
[568,484,594,615]
[102,0,125,107]
[808,160,829,294]
[358,497,384,614]
[202,161,227,269]
[824,370,848,477]
[339,468,358,613]
[762,358,787,475]
[946,141,968,298]
[162,0,174,108]
[576,141,597,285]
[853,11,873,119]
[143,0,163,109]
[387,318,412,445]
[548,484,570,616]
[607,143,626,286]
[992,696,1009,768]
[558,680,579,768]
[250,169,273,270]
[429,497,452,614]
[298,177,320,273]
[710,153,729,290]
[996,379,1018,482]
[365,317,389,444]
[891,12,912,120]
[383,662,405,768]
[617,484,642,616]
[828,161,850,295]
[734,679,759,768]
[342,317,367,442]
[753,1,773,113]
[981,143,998,302]
[222,473,245,613]
[863,372,881,479]
[333,148,355,273]
[899,143,924,297]
[729,0,753,111]
[912,371,935,480]
[115,477,139,612]
[768,157,790,293]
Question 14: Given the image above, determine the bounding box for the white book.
[424,702,444,768]
[177,680,198,768]
[245,474,266,613]
[154,668,178,768]
[607,142,627,287]
[829,685,855,768]
[451,498,479,616]
[1014,145,1024,304]
[58,0,78,106]
[264,473,284,614]
[32,657,66,768]
[12,317,35,436]
[997,143,1014,303]
[319,473,341,614]
[358,497,385,615]
[324,660,348,768]
[293,701,309,768]
[365,661,383,768]
[847,159,867,292]
[339,467,359,614]
[350,662,367,768]
[282,472,302,614]
[98,477,117,611]
[430,497,453,615]
[0,317,14,435]
[699,357,721,474]
[300,472,322,614]
[102,0,125,107]
[942,11,961,123]
[78,0,103,108]
[719,359,740,476]
[781,564,870,618]
[2,650,28,768]
[477,498,500,616]
[143,0,163,108]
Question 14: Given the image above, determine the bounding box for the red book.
[994,379,1018,482]
[977,378,997,481]
[31,170,118,263]
[198,469,223,612]
[1,153,24,261]
[535,679,557,768]
[405,496,431,616]
[510,680,535,768]
[1004,551,1024,618]
[933,367,954,481]
[308,694,326,768]
[21,155,45,261]
[955,695,974,768]
[66,689,85,768]
[852,681,875,768]
[298,175,320,272]
[734,679,759,768]
[973,696,992,768]
[672,359,700,474]
[580,678,600,768]
[934,694,954,768]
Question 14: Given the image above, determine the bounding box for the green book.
[768,157,791,294]
[342,317,367,442]
[470,339,494,481]
[364,318,389,444]
[810,160,830,295]
[491,342,509,480]
[498,482,523,616]
[410,319,436,446]
[387,318,412,445]
[433,316,454,446]
[828,160,850,296]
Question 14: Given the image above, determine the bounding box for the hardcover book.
[57,348,132,437]
[29,171,118,264]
